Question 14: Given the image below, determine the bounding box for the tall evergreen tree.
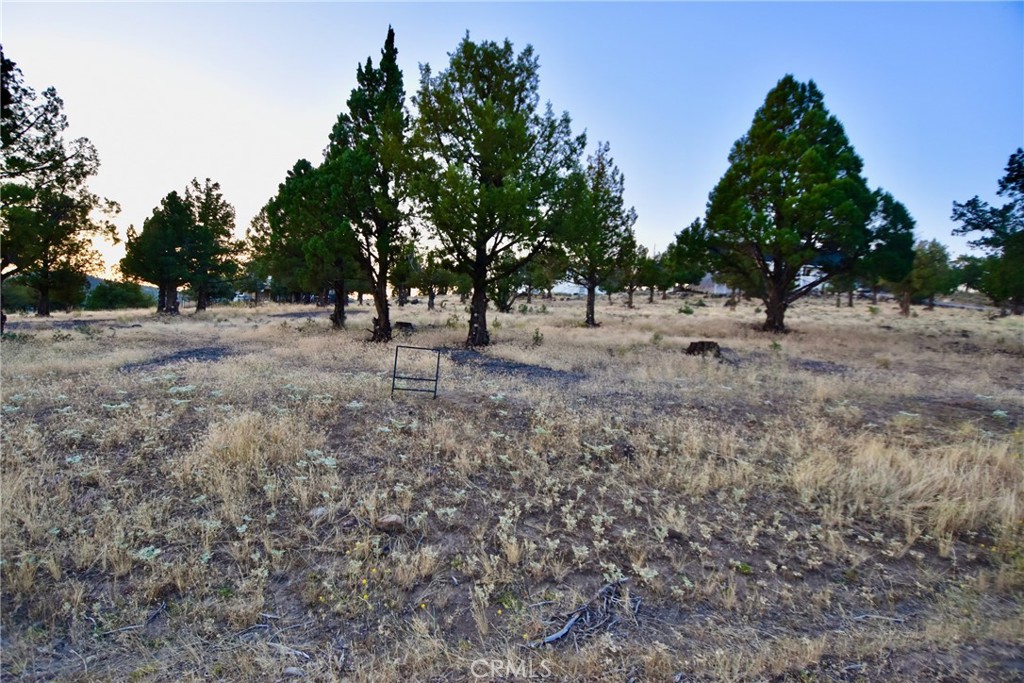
[889,239,955,314]
[560,142,637,326]
[703,75,875,332]
[412,35,585,346]
[325,27,414,341]
[1,46,118,315]
[183,178,238,311]
[120,191,192,313]
[264,159,358,327]
[857,189,916,303]
[951,148,1024,314]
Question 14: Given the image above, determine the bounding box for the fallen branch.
[527,579,629,648]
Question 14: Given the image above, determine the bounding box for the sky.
[2,1,1022,276]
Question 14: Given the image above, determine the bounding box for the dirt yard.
[1,295,1021,681]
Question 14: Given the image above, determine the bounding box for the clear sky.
[3,2,1021,274]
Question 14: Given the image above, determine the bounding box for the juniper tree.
[703,75,875,332]
[412,35,584,346]
[324,27,414,341]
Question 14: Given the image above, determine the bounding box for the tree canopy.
[120,180,239,313]
[324,26,414,341]
[951,148,1024,314]
[703,75,876,332]
[411,34,585,345]
[560,142,637,326]
[1,45,118,315]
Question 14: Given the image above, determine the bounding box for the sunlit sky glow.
[3,2,1021,276]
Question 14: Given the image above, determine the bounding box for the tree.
[412,249,457,310]
[239,209,272,305]
[324,27,414,341]
[616,232,646,309]
[855,190,915,304]
[264,159,359,327]
[525,248,568,301]
[183,178,238,312]
[120,191,192,313]
[665,218,712,295]
[560,142,637,326]
[951,148,1024,314]
[703,75,875,332]
[1,46,119,315]
[412,35,585,346]
[487,253,529,313]
[889,240,955,314]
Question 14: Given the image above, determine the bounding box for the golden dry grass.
[1,295,1022,681]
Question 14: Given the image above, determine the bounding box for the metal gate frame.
[391,345,441,399]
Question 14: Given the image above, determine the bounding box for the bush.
[84,281,156,310]
[1,280,38,311]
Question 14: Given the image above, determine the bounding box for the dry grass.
[1,295,1022,681]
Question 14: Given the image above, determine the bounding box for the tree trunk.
[195,286,208,312]
[899,290,911,317]
[467,282,490,346]
[36,283,51,317]
[648,286,655,304]
[371,279,391,342]
[427,289,436,311]
[330,279,346,329]
[847,290,854,308]
[762,290,788,333]
[926,294,935,310]
[357,291,364,305]
[661,289,668,300]
[167,286,179,314]
[835,291,841,308]
[871,287,879,305]
[585,284,598,327]
[627,288,635,309]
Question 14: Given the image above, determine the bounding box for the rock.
[685,341,721,358]
[283,666,306,677]
[375,514,405,533]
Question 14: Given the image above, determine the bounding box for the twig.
[269,642,311,660]
[527,579,629,648]
[259,613,282,620]
[528,611,582,648]
[69,648,87,674]
[145,601,166,626]
[852,614,905,623]
[233,623,271,638]
[99,624,144,636]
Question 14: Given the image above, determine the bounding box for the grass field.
[1,294,1022,682]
